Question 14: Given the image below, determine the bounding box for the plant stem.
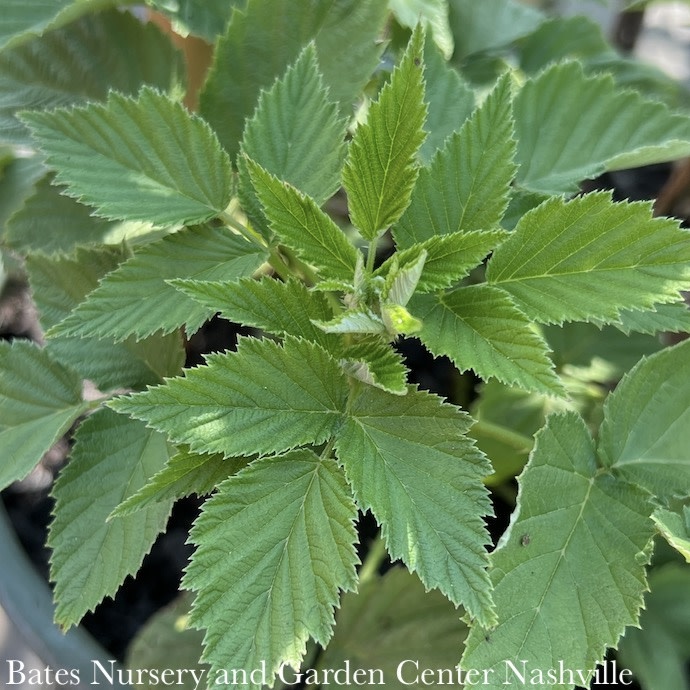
[358,535,387,585]
[471,420,534,453]
[219,209,267,249]
[365,237,378,274]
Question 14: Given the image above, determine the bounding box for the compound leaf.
[50,225,266,341]
[486,192,690,325]
[514,62,690,195]
[342,26,427,240]
[21,87,233,226]
[244,159,358,281]
[184,449,359,687]
[395,73,516,248]
[414,285,563,396]
[462,412,654,690]
[599,339,690,500]
[335,385,495,627]
[109,336,348,459]
[49,408,173,628]
[0,340,87,490]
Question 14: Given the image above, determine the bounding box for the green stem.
[365,237,378,274]
[358,535,387,585]
[472,420,534,453]
[219,210,267,249]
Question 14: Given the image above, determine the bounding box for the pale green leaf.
[313,308,386,335]
[0,340,87,490]
[382,249,427,307]
[21,87,233,225]
[340,339,408,395]
[316,567,468,688]
[514,62,690,194]
[342,26,427,240]
[50,225,266,341]
[112,448,243,518]
[462,412,654,689]
[0,0,121,52]
[618,565,690,690]
[448,0,544,61]
[487,192,690,325]
[199,0,334,159]
[244,159,358,281]
[414,285,564,396]
[420,37,475,164]
[615,301,690,335]
[395,73,516,248]
[184,449,359,687]
[335,385,495,627]
[49,408,173,628]
[0,9,185,146]
[599,339,690,500]
[238,43,347,227]
[653,507,690,563]
[27,247,184,390]
[147,0,242,41]
[109,336,348,459]
[389,0,453,59]
[173,276,339,351]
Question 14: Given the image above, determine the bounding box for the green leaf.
[336,385,495,627]
[461,412,654,689]
[0,340,87,490]
[21,87,233,225]
[342,26,427,240]
[0,9,185,146]
[27,247,184,390]
[147,0,242,41]
[313,308,386,335]
[514,62,690,195]
[49,408,173,628]
[316,567,468,688]
[618,565,690,690]
[184,449,359,687]
[653,507,690,563]
[173,276,339,351]
[238,43,347,227]
[0,154,45,234]
[111,448,243,519]
[486,192,690,325]
[0,0,121,52]
[340,339,408,395]
[50,225,266,341]
[199,0,334,160]
[394,73,516,248]
[448,0,544,61]
[615,301,690,335]
[109,336,348,459]
[420,36,475,164]
[389,0,453,59]
[244,159,359,281]
[414,285,564,396]
[599,339,690,500]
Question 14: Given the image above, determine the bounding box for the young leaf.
[394,73,516,248]
[50,226,266,341]
[461,412,654,689]
[0,340,87,491]
[244,159,359,281]
[173,276,340,351]
[414,285,565,397]
[49,409,173,628]
[21,87,233,226]
[27,248,184,390]
[184,450,359,687]
[599,339,690,500]
[199,0,334,159]
[340,339,408,396]
[109,336,348,459]
[342,26,427,240]
[653,507,690,563]
[335,385,495,627]
[486,192,690,325]
[239,43,347,224]
[389,0,453,59]
[514,62,690,194]
[313,308,386,335]
[0,9,185,146]
[111,449,244,519]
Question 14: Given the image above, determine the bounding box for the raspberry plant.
[1,1,690,689]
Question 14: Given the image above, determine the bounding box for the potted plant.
[1,1,690,688]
